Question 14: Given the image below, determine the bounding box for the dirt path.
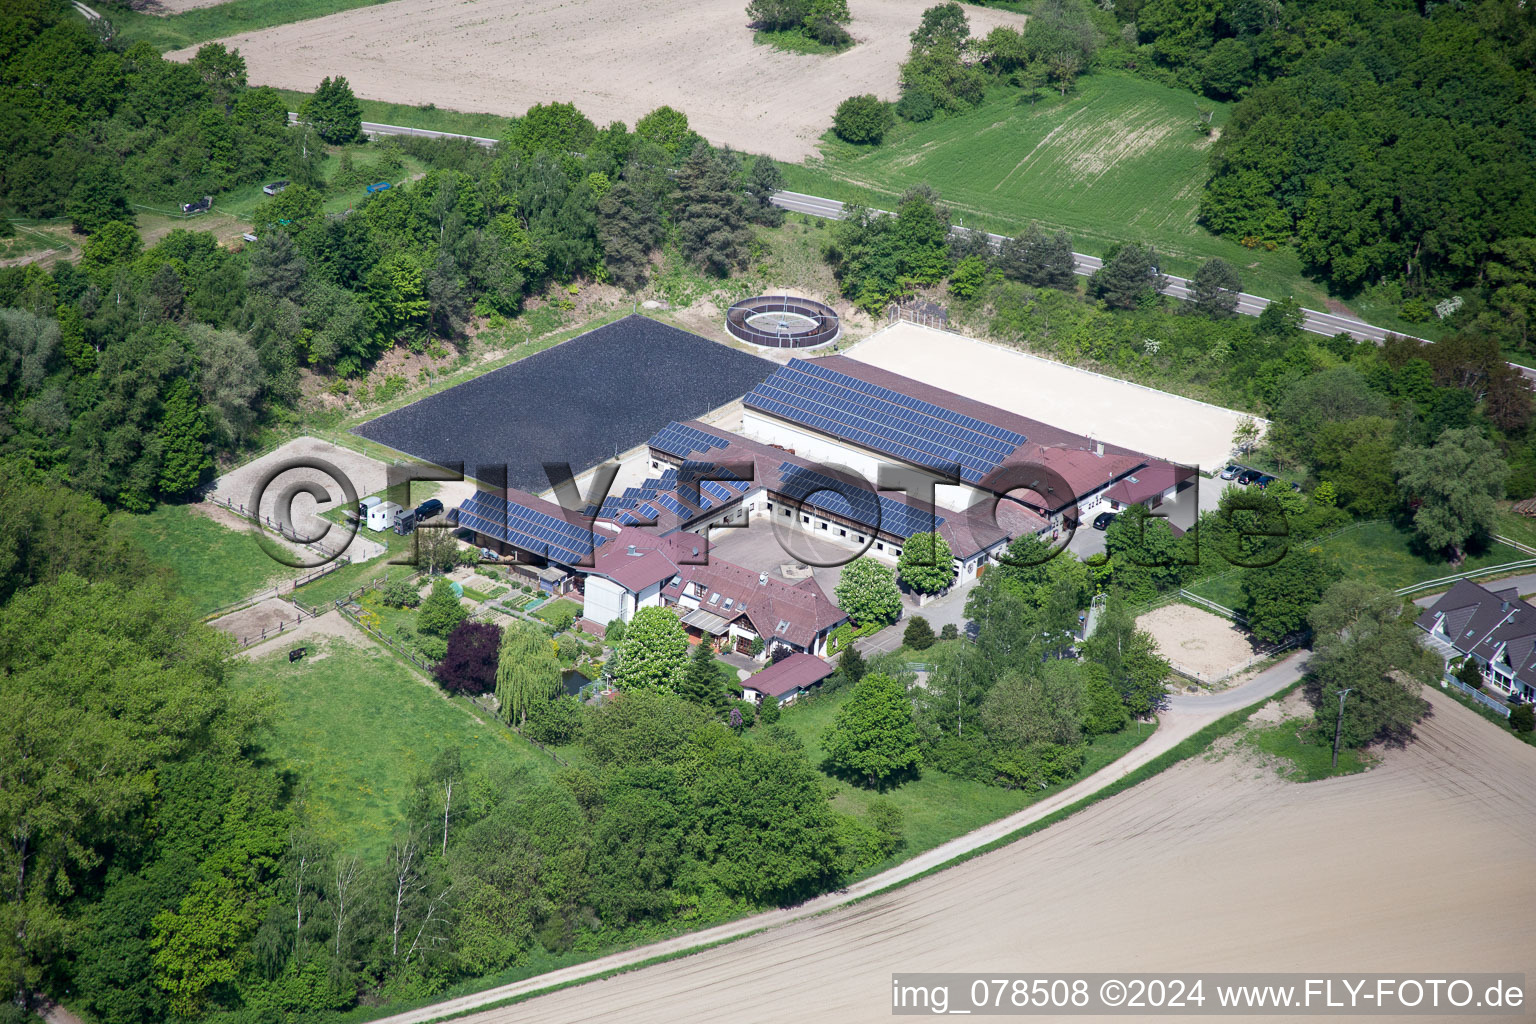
[368,652,1312,1024]
[403,685,1535,1024]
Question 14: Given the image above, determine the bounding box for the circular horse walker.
[725,295,841,350]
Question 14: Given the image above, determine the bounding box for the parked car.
[415,498,444,521]
[1092,511,1117,530]
[1220,464,1241,480]
[1256,474,1277,489]
[1237,469,1261,485]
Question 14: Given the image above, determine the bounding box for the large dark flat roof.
[354,316,777,492]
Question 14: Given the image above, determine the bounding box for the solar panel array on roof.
[744,360,1026,484]
[776,463,945,539]
[457,491,607,564]
[649,421,730,458]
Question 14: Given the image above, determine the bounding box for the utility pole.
[1332,688,1355,769]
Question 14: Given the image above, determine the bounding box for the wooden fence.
[336,601,437,673]
[230,602,317,649]
[511,727,570,767]
[207,493,357,565]
[203,560,346,622]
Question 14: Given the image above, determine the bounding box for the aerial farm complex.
[8,0,1536,1019]
[360,313,1193,679]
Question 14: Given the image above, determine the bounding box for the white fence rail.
[1444,675,1513,718]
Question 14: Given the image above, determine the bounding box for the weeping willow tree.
[495,620,562,726]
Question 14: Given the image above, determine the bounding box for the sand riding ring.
[726,295,841,349]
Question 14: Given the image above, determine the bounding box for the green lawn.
[534,598,580,625]
[1246,721,1371,781]
[753,27,848,55]
[1493,508,1536,551]
[775,679,1154,868]
[289,525,420,609]
[230,635,552,856]
[1187,521,1530,609]
[111,0,392,52]
[114,504,300,616]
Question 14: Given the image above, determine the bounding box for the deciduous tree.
[1395,428,1507,563]
[835,556,902,627]
[495,620,562,725]
[613,606,690,692]
[897,531,953,594]
[822,672,921,788]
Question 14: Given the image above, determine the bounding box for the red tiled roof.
[586,527,704,591]
[1104,460,1189,506]
[671,558,847,650]
[741,652,835,698]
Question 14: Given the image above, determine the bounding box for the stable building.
[738,356,1193,532]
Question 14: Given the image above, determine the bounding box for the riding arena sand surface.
[207,436,391,561]
[843,323,1260,472]
[432,688,1535,1024]
[166,0,1027,160]
[1138,602,1256,682]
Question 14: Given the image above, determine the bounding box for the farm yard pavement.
[164,0,1027,161]
[365,652,1323,1024]
[373,681,1535,1024]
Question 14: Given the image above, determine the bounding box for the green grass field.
[231,635,553,855]
[780,71,1425,332]
[109,0,392,52]
[114,503,300,615]
[1187,521,1530,609]
[776,670,1154,868]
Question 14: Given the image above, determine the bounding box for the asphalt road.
[363,649,1309,1024]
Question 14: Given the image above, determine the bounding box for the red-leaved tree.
[435,620,501,694]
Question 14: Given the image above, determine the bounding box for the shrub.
[903,616,936,650]
[435,620,501,694]
[757,693,781,725]
[415,633,449,663]
[418,578,467,638]
[605,618,627,646]
[525,693,584,745]
[1510,703,1535,734]
[833,94,894,145]
[895,88,936,122]
[381,577,421,608]
[939,623,959,641]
